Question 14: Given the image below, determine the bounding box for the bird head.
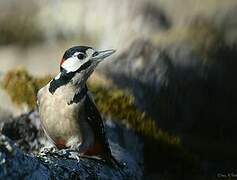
[49,46,115,94]
[60,46,115,73]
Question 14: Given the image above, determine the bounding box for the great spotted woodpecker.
[37,46,118,166]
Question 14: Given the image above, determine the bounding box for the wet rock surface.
[0,111,143,179]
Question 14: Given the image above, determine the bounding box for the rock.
[99,38,237,177]
[0,134,142,179]
[105,119,143,166]
[1,111,44,153]
[100,39,167,108]
[0,111,143,179]
[101,38,237,139]
[101,39,177,127]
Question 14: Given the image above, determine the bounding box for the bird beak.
[91,49,116,61]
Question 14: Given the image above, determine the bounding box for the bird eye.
[93,52,99,57]
[77,53,85,60]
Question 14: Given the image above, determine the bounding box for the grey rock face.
[101,39,237,137]
[101,40,169,110]
[101,39,177,128]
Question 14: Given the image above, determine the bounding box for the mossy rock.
[1,68,51,108]
[1,68,199,175]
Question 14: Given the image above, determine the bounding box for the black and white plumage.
[37,46,118,166]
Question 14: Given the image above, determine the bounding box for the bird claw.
[68,150,80,162]
[52,149,80,161]
[39,146,57,155]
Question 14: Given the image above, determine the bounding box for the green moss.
[1,68,51,108]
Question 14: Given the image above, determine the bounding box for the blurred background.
[0,0,237,179]
[0,0,235,75]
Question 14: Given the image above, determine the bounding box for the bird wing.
[84,94,112,156]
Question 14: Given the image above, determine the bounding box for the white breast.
[37,83,88,147]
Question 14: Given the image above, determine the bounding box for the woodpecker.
[37,46,118,166]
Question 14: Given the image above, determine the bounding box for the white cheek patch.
[61,56,84,73]
[61,49,95,73]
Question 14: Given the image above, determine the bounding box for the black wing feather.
[84,94,112,156]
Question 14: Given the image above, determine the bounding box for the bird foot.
[39,146,57,155]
